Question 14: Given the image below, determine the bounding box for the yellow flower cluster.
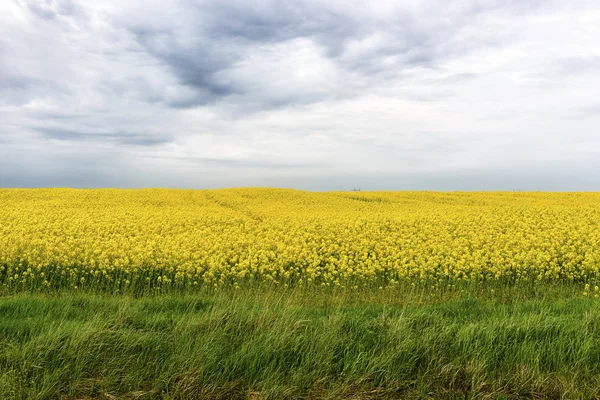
[1,189,599,292]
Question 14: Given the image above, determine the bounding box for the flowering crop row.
[1,189,599,292]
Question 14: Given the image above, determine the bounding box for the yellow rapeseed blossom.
[0,189,599,292]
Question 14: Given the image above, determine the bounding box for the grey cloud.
[580,105,600,115]
[0,162,139,188]
[0,74,64,106]
[226,166,600,192]
[0,141,131,188]
[557,56,600,76]
[123,1,467,109]
[199,1,362,54]
[33,127,172,147]
[435,72,478,84]
[466,0,550,15]
[124,7,350,107]
[20,0,84,20]
[140,154,327,169]
[0,73,36,90]
[129,28,238,103]
[23,2,56,20]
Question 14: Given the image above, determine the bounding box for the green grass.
[1,287,600,399]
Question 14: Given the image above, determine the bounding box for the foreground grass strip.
[1,291,600,399]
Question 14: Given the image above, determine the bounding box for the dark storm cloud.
[124,1,362,108]
[128,28,238,104]
[124,0,471,109]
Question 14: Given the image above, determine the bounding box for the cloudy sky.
[1,0,599,190]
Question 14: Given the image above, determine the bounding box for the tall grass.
[1,286,599,399]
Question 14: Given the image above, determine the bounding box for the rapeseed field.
[2,188,599,293]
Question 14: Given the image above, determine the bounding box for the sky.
[1,0,599,191]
